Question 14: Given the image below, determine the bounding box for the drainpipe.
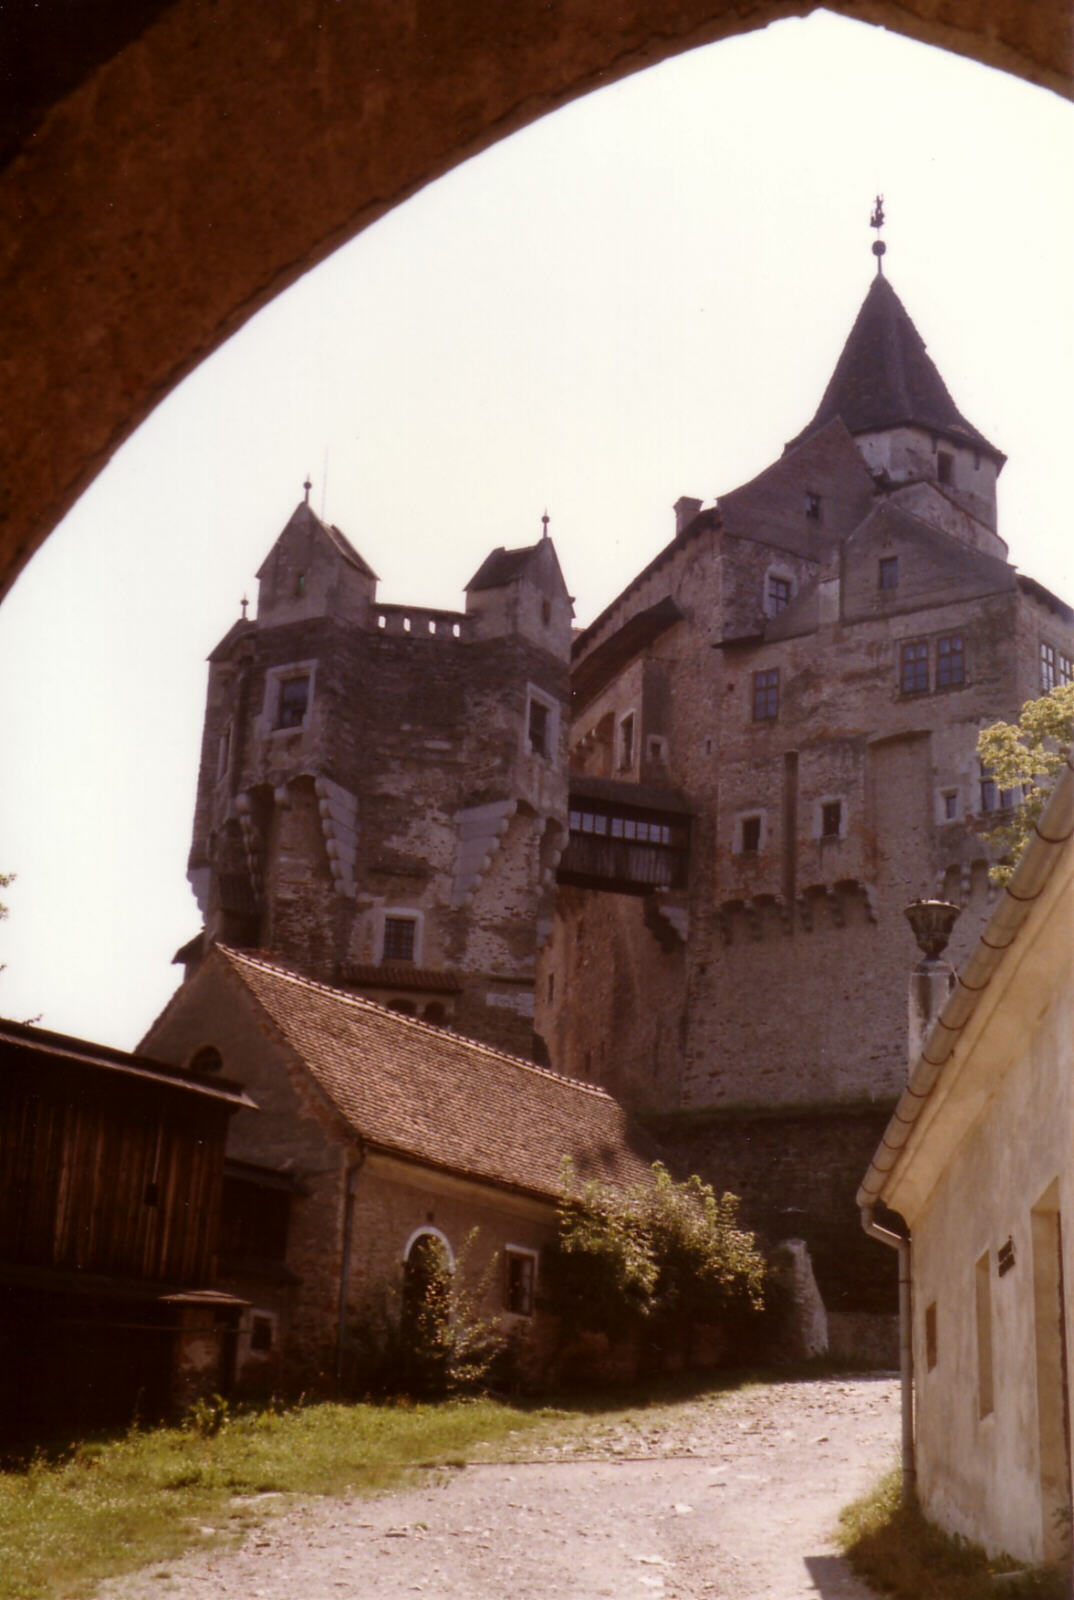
[861,1203,914,1502]
[861,899,960,1506]
[335,1148,365,1392]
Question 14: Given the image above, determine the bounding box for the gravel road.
[101,1374,899,1600]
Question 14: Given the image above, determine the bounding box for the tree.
[976,684,1074,883]
[544,1161,767,1366]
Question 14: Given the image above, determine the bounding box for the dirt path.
[101,1374,899,1600]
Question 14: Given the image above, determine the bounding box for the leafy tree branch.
[977,684,1074,883]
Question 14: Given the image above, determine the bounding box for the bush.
[348,1231,508,1400]
[543,1162,768,1368]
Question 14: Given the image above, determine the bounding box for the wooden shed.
[0,1017,253,1443]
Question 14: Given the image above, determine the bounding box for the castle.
[180,254,1074,1341]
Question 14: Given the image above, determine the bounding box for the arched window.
[187,1044,223,1074]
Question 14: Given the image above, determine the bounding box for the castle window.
[382,915,417,963]
[294,572,306,597]
[277,674,310,728]
[541,598,552,626]
[937,450,954,486]
[216,723,232,779]
[250,1314,274,1353]
[526,686,557,759]
[503,1247,537,1316]
[878,556,899,590]
[1041,642,1057,692]
[1060,652,1073,687]
[900,640,929,695]
[752,669,779,721]
[528,699,549,755]
[805,492,822,520]
[767,574,791,615]
[942,790,959,821]
[740,815,762,854]
[936,634,965,688]
[263,660,317,733]
[979,772,998,813]
[618,712,636,770]
[925,1302,938,1371]
[821,800,842,839]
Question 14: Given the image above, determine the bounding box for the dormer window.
[805,492,822,521]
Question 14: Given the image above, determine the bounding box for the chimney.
[674,496,703,536]
[903,899,961,1070]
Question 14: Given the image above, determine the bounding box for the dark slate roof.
[569,774,694,816]
[572,596,685,714]
[786,274,1004,465]
[0,1016,253,1109]
[466,544,539,591]
[337,962,463,994]
[214,948,657,1198]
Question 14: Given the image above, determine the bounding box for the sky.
[1,10,1072,1049]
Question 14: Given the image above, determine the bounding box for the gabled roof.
[786,274,1004,465]
[212,947,656,1199]
[466,543,540,591]
[255,501,378,582]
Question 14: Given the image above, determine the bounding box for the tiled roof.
[214,948,657,1199]
[786,274,1004,464]
[466,544,539,591]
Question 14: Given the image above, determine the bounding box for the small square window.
[942,790,958,821]
[936,634,964,688]
[878,556,899,590]
[900,640,929,695]
[504,1249,536,1316]
[1041,642,1057,693]
[277,674,310,728]
[528,698,550,756]
[382,916,417,963]
[740,816,762,854]
[752,669,779,721]
[294,572,307,597]
[821,800,842,839]
[937,451,954,485]
[767,575,791,614]
[805,492,822,520]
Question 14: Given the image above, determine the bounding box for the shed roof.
[212,947,656,1199]
[0,1016,253,1109]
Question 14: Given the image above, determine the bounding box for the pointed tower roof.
[786,275,1004,466]
[255,500,378,582]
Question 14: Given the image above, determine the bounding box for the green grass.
[838,1468,1068,1599]
[0,1397,553,1600]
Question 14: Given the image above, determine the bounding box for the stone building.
[142,945,655,1392]
[183,501,572,1058]
[176,259,1074,1350]
[534,265,1074,1337]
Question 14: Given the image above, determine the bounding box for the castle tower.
[184,499,573,1057]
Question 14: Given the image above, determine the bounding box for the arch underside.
[2,0,1071,600]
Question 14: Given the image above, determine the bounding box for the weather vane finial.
[303,475,313,504]
[541,510,550,541]
[240,593,249,620]
[870,195,886,275]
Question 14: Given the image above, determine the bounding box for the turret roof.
[786,274,1004,466]
[466,543,540,591]
[255,500,378,582]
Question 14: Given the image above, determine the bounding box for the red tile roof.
[213,948,656,1200]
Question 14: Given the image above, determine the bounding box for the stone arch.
[3,0,1070,601]
[402,1225,455,1271]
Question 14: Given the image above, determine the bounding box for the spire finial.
[240,594,249,620]
[303,475,312,504]
[541,510,550,541]
[870,194,886,275]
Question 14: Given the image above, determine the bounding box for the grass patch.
[0,1397,551,1600]
[838,1469,1068,1599]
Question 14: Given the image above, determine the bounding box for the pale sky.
[2,11,1072,1049]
